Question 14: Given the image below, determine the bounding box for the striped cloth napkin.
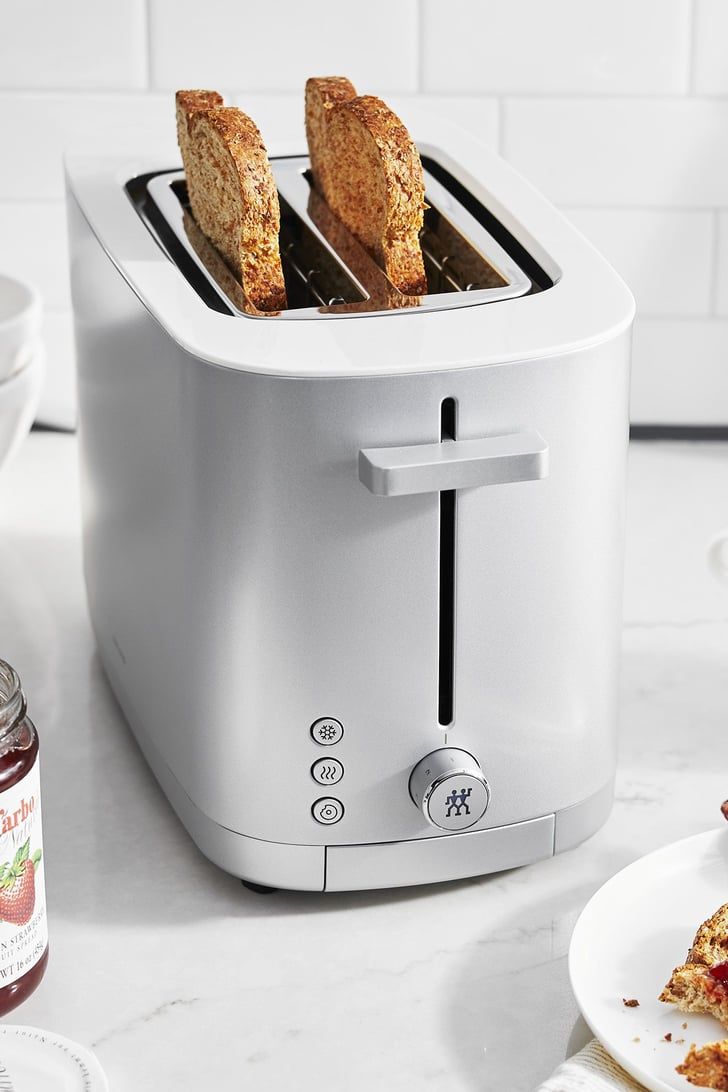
[537,1040,646,1091]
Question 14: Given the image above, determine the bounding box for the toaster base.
[102,641,613,893]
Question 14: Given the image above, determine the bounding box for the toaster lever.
[358,432,548,497]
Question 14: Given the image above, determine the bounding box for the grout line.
[689,0,698,92]
[687,0,698,95]
[560,203,727,214]
[633,312,728,323]
[0,87,163,98]
[458,91,728,103]
[143,0,153,90]
[709,208,722,315]
[633,311,723,322]
[415,0,424,93]
[3,88,728,103]
[0,197,65,206]
[496,96,505,156]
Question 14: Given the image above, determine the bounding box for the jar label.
[0,758,47,986]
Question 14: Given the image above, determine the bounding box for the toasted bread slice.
[175,91,287,312]
[305,77,357,203]
[677,1041,728,1090]
[661,964,728,1026]
[305,82,427,296]
[661,903,728,1027]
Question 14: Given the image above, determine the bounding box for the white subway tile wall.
[0,0,725,426]
[149,0,419,92]
[693,0,728,95]
[422,0,692,95]
[563,209,714,317]
[0,1,147,90]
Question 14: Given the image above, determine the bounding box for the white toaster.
[66,110,634,892]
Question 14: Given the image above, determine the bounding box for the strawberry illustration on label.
[0,840,42,926]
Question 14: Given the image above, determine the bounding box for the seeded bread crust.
[175,91,287,312]
[305,81,427,296]
[677,1041,728,1090]
[175,89,223,172]
[305,76,357,203]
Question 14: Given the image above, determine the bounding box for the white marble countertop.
[0,433,727,1091]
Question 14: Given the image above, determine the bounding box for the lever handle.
[359,432,548,497]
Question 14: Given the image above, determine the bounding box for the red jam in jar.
[0,659,48,1014]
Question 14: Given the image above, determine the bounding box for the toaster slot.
[438,397,457,727]
[127,151,553,320]
[278,194,367,309]
[168,178,367,314]
[421,209,506,294]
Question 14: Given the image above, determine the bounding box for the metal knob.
[409,748,490,831]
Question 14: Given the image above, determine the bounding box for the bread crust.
[305,82,427,296]
[689,905,728,967]
[176,93,286,311]
[305,76,357,202]
[175,90,223,181]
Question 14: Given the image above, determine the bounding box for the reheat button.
[311,758,344,785]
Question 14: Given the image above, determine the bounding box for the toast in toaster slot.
[304,76,357,201]
[175,90,287,312]
[305,78,428,296]
[305,187,416,313]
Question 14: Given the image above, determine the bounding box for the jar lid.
[0,1026,108,1090]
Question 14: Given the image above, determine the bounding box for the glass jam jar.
[0,659,48,1014]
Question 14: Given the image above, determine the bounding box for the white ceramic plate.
[570,829,728,1091]
[0,1026,107,1090]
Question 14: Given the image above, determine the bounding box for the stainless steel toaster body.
[66,114,634,891]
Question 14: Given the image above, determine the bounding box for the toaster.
[66,110,634,892]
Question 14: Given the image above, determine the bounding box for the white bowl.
[0,272,42,383]
[0,344,44,474]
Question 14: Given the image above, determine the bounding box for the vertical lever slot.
[438,398,457,726]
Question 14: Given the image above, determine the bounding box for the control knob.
[409,748,490,831]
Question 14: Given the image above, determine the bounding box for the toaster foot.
[241,880,278,895]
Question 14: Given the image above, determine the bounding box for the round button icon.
[311,758,344,786]
[312,797,344,825]
[310,717,344,746]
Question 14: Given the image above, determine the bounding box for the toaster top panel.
[126,155,541,321]
[65,111,635,377]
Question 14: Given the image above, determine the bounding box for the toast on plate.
[660,902,728,1026]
